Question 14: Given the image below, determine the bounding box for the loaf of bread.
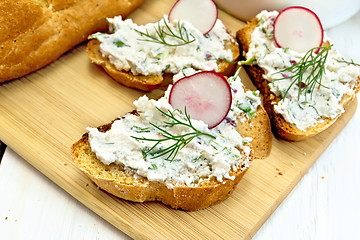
[237,11,360,141]
[0,0,145,82]
[71,71,272,211]
[86,17,240,91]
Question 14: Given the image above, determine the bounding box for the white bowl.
[215,0,360,29]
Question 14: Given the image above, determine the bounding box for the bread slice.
[71,100,271,211]
[237,18,360,141]
[86,29,240,91]
[86,40,171,91]
[0,0,145,83]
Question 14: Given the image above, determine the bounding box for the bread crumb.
[321,176,325,179]
[275,168,283,176]
[5,217,8,220]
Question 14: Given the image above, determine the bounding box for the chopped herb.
[114,40,128,47]
[141,147,148,159]
[227,66,242,83]
[263,43,270,51]
[239,57,256,66]
[309,105,320,117]
[190,177,199,185]
[148,163,158,170]
[256,18,265,26]
[236,101,256,118]
[181,66,189,76]
[331,87,340,98]
[132,126,151,133]
[164,64,171,71]
[192,155,203,162]
[336,58,360,67]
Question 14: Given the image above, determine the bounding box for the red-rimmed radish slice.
[169,0,218,35]
[273,6,324,53]
[169,71,232,129]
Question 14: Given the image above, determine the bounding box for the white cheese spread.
[91,15,234,76]
[246,10,360,131]
[87,70,260,188]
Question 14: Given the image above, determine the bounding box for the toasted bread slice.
[237,18,360,141]
[236,101,272,158]
[0,0,145,83]
[87,40,170,91]
[71,97,271,211]
[86,26,239,91]
[72,126,249,211]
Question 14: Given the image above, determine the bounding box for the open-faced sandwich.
[86,0,239,90]
[237,7,360,141]
[71,67,272,211]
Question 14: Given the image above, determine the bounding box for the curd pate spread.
[91,16,234,76]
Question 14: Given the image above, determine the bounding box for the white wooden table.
[1,10,360,240]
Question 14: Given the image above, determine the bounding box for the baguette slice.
[71,102,271,211]
[237,18,360,141]
[86,30,239,91]
[0,0,145,83]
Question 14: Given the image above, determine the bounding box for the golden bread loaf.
[0,0,145,82]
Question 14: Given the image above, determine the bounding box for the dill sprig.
[239,57,256,66]
[336,57,360,67]
[274,45,333,100]
[134,18,196,47]
[131,107,215,161]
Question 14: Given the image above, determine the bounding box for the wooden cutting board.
[0,0,357,239]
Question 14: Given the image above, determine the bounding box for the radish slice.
[169,71,232,129]
[169,0,218,35]
[273,6,324,53]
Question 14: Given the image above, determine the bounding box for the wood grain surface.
[0,0,357,239]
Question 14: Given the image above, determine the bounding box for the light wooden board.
[0,0,357,239]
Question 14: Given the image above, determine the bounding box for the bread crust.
[236,102,272,158]
[86,29,240,91]
[237,19,360,141]
[71,105,271,211]
[86,40,166,91]
[0,0,145,82]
